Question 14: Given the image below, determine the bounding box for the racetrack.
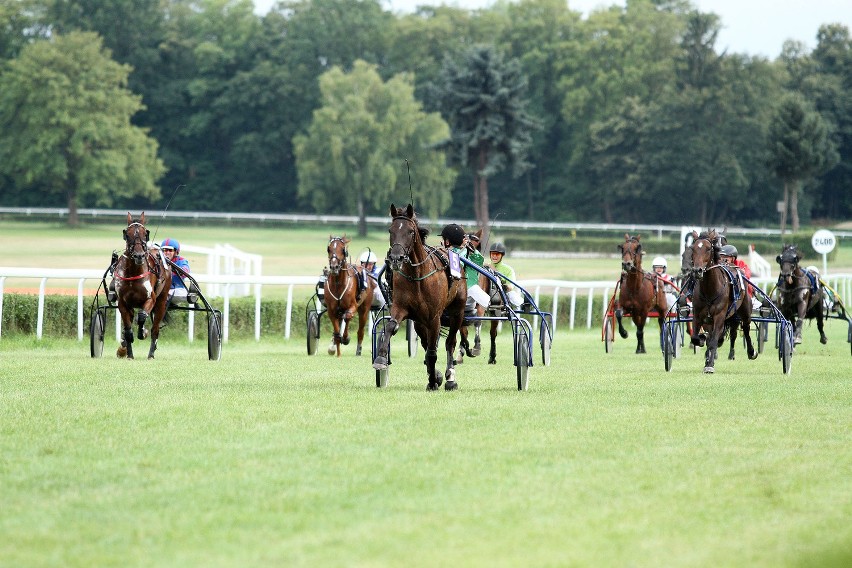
[2,326,850,567]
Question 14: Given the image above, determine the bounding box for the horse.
[688,229,757,373]
[323,236,374,357]
[776,244,827,345]
[614,234,669,354]
[113,212,172,359]
[372,204,467,391]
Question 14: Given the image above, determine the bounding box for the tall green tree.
[434,44,538,239]
[767,93,838,233]
[293,60,455,236]
[0,32,165,225]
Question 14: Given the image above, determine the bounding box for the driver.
[159,238,198,306]
[359,250,386,309]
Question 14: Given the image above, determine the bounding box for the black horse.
[776,244,827,345]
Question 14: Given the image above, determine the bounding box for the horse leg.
[817,304,828,345]
[632,314,646,354]
[341,310,353,346]
[728,322,737,360]
[444,314,462,391]
[148,293,168,360]
[425,347,441,390]
[488,321,498,364]
[615,307,629,339]
[457,325,469,365]
[355,305,369,357]
[372,317,400,370]
[136,309,149,341]
[328,315,343,357]
[703,314,725,373]
[472,320,482,356]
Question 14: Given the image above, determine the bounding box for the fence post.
[0,276,5,338]
[551,288,560,332]
[37,277,47,339]
[285,284,294,339]
[586,287,594,329]
[77,279,85,340]
[569,287,577,330]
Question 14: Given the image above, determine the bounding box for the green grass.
[1,324,850,567]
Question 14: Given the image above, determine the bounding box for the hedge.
[1,293,617,340]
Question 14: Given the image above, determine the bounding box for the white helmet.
[805,265,819,275]
[359,251,378,264]
[652,256,667,269]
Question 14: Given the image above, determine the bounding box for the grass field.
[1,324,850,567]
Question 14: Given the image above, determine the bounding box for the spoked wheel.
[672,322,683,358]
[603,315,614,354]
[540,314,553,366]
[515,328,531,391]
[406,319,418,358]
[207,311,223,361]
[663,325,674,372]
[306,311,320,355]
[781,326,793,375]
[847,320,851,356]
[89,309,105,358]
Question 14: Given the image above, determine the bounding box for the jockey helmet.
[719,244,738,258]
[359,251,378,264]
[805,265,819,275]
[490,242,507,255]
[652,256,667,269]
[440,224,466,247]
[161,238,180,253]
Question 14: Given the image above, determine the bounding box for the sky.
[253,0,852,59]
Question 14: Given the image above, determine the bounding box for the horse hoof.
[327,344,336,355]
[635,348,646,354]
[341,336,351,346]
[794,336,802,345]
[372,357,388,370]
[820,336,828,345]
[619,330,629,339]
[445,380,458,391]
[116,346,127,358]
[488,358,496,365]
[355,346,362,356]
[703,366,715,374]
[455,358,463,365]
[427,383,439,391]
[435,372,443,387]
[470,347,481,357]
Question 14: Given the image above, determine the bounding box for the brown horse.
[614,234,668,353]
[689,230,757,373]
[324,235,374,357]
[776,244,827,345]
[114,212,172,359]
[372,204,467,391]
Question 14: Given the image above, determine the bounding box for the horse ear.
[624,233,630,241]
[636,235,642,242]
[122,228,128,240]
[140,212,146,224]
[145,230,151,242]
[389,203,396,216]
[776,255,782,264]
[127,212,132,224]
[406,204,414,218]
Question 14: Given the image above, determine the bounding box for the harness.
[388,215,449,282]
[694,264,743,319]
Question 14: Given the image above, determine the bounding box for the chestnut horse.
[372,204,467,391]
[324,236,374,357]
[614,234,668,353]
[114,212,172,359]
[776,244,827,345]
[689,230,757,372]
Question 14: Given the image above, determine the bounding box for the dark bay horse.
[114,212,172,359]
[689,230,757,373]
[324,235,374,357]
[776,244,827,345]
[373,204,467,391]
[614,234,668,354]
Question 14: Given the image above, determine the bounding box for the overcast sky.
[253,0,851,59]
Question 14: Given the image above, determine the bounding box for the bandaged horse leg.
[424,348,442,391]
[340,312,352,345]
[372,317,400,370]
[136,309,149,340]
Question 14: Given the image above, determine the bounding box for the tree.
[767,94,838,233]
[293,60,455,236]
[0,32,165,225]
[434,44,538,240]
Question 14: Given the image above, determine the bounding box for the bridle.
[327,236,349,276]
[777,250,801,286]
[689,237,722,281]
[123,222,150,267]
[388,215,443,281]
[618,237,642,274]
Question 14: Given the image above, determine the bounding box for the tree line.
[0,0,848,234]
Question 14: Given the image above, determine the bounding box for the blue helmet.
[161,238,180,254]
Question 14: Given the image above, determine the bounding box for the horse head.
[466,228,483,253]
[618,234,644,273]
[123,212,150,266]
[327,235,350,275]
[689,230,720,280]
[387,203,429,270]
[776,244,801,285]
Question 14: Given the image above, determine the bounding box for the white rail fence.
[2,268,851,342]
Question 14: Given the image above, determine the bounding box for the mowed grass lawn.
[1,323,850,567]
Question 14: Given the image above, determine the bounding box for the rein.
[389,215,446,282]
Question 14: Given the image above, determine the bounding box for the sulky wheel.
[603,315,614,354]
[406,319,418,358]
[375,327,389,388]
[515,329,531,391]
[207,312,223,361]
[781,326,793,375]
[306,311,320,355]
[90,310,105,358]
[757,321,768,354]
[663,324,674,372]
[540,314,553,366]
